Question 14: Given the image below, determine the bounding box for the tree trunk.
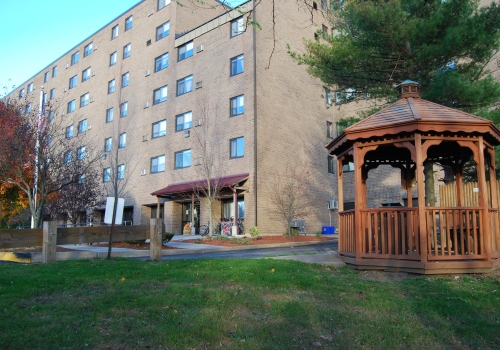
[424,162,436,206]
[107,198,118,259]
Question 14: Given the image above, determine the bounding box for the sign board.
[104,197,124,224]
[473,188,479,193]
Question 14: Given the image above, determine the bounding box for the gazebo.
[327,80,500,274]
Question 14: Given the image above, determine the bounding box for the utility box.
[322,226,335,234]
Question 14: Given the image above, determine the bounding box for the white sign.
[104,197,124,224]
[473,188,479,193]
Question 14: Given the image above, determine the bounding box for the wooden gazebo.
[327,80,500,274]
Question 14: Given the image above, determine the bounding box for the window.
[123,43,131,59]
[175,112,192,131]
[78,174,85,184]
[117,164,125,180]
[77,146,86,160]
[328,155,335,173]
[108,79,115,94]
[19,89,24,98]
[52,66,57,78]
[64,151,73,164]
[156,21,170,41]
[50,88,56,100]
[110,52,117,66]
[120,102,128,117]
[44,72,49,83]
[69,75,77,89]
[152,120,167,138]
[28,83,33,93]
[66,125,74,138]
[176,75,193,96]
[119,133,126,148]
[153,85,168,104]
[158,0,170,10]
[122,72,129,87]
[112,25,119,39]
[80,93,89,107]
[231,17,245,37]
[325,88,333,105]
[84,42,93,57]
[82,67,91,82]
[321,0,327,10]
[178,41,193,61]
[105,137,112,152]
[103,168,111,182]
[49,111,54,122]
[313,2,318,10]
[78,119,87,134]
[67,100,76,113]
[47,134,52,146]
[125,16,133,31]
[175,150,191,169]
[230,137,244,158]
[71,51,79,65]
[155,52,169,72]
[336,88,356,105]
[106,108,114,123]
[322,25,328,39]
[222,198,245,220]
[230,55,244,76]
[26,103,31,114]
[230,95,244,116]
[326,121,336,139]
[151,155,166,173]
[343,162,354,172]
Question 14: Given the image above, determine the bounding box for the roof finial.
[396,80,420,99]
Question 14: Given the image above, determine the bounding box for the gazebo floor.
[341,255,500,274]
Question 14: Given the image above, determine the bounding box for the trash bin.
[322,226,335,234]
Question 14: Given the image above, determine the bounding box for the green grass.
[0,259,499,349]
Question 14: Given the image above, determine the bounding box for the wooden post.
[415,133,428,262]
[406,164,412,208]
[157,196,161,219]
[150,218,163,261]
[337,156,344,212]
[42,221,57,263]
[477,137,491,261]
[353,144,362,256]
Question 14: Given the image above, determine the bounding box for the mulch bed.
[92,242,178,250]
[182,235,336,247]
[0,246,81,253]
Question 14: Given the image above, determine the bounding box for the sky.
[0,0,245,97]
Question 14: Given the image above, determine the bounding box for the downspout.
[253,0,258,227]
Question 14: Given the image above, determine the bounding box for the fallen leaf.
[120,277,126,282]
[271,269,275,273]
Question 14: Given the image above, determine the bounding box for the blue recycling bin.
[322,226,335,234]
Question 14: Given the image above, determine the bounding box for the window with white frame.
[327,121,334,138]
[49,111,54,122]
[19,89,24,98]
[69,75,77,89]
[26,103,31,114]
[322,24,328,39]
[123,43,131,59]
[328,155,335,173]
[103,168,111,182]
[178,41,193,61]
[67,100,76,113]
[120,102,128,117]
[321,0,327,10]
[112,25,119,39]
[153,85,168,104]
[66,125,74,138]
[77,146,86,160]
[50,88,55,100]
[78,119,87,134]
[71,51,79,65]
[125,16,133,31]
[105,137,112,152]
[175,112,192,131]
[230,137,244,158]
[152,120,167,138]
[230,55,244,76]
[325,88,333,105]
[175,149,191,169]
[28,83,33,93]
[117,164,125,180]
[156,21,170,41]
[80,93,89,107]
[108,79,115,94]
[176,75,193,96]
[44,71,49,83]
[155,52,169,72]
[231,17,245,37]
[82,67,91,82]
[110,52,117,66]
[119,133,126,148]
[64,150,73,164]
[84,42,93,57]
[122,72,129,87]
[158,0,170,10]
[151,155,165,173]
[52,66,57,77]
[230,95,244,116]
[106,108,114,123]
[335,88,356,105]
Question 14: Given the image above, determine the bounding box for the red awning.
[151,173,249,197]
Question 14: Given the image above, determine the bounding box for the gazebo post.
[353,143,363,257]
[478,136,492,261]
[406,164,413,208]
[487,148,500,254]
[337,156,344,212]
[415,133,428,262]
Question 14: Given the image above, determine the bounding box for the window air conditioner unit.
[142,135,147,142]
[196,45,203,53]
[184,130,190,137]
[145,70,150,77]
[194,158,202,166]
[88,125,92,130]
[65,64,69,69]
[141,169,146,175]
[94,45,97,51]
[328,199,339,210]
[91,71,95,77]
[196,81,203,89]
[101,154,107,159]
[89,97,93,103]
[143,101,149,108]
[194,119,202,127]
[148,10,154,16]
[63,87,67,92]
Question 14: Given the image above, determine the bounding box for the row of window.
[65,119,88,138]
[66,92,90,113]
[64,146,86,164]
[105,102,128,123]
[103,164,125,182]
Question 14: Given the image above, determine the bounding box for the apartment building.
[3,0,374,234]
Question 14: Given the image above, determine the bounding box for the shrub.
[249,226,260,239]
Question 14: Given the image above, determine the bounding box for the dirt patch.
[182,235,336,247]
[357,270,421,282]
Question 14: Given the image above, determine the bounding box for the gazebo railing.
[339,210,355,254]
[425,207,485,260]
[360,208,420,259]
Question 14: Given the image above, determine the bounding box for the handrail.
[360,207,418,213]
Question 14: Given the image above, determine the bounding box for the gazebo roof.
[327,81,500,154]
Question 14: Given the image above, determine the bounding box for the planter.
[183,227,191,235]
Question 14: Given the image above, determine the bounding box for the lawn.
[0,258,499,349]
